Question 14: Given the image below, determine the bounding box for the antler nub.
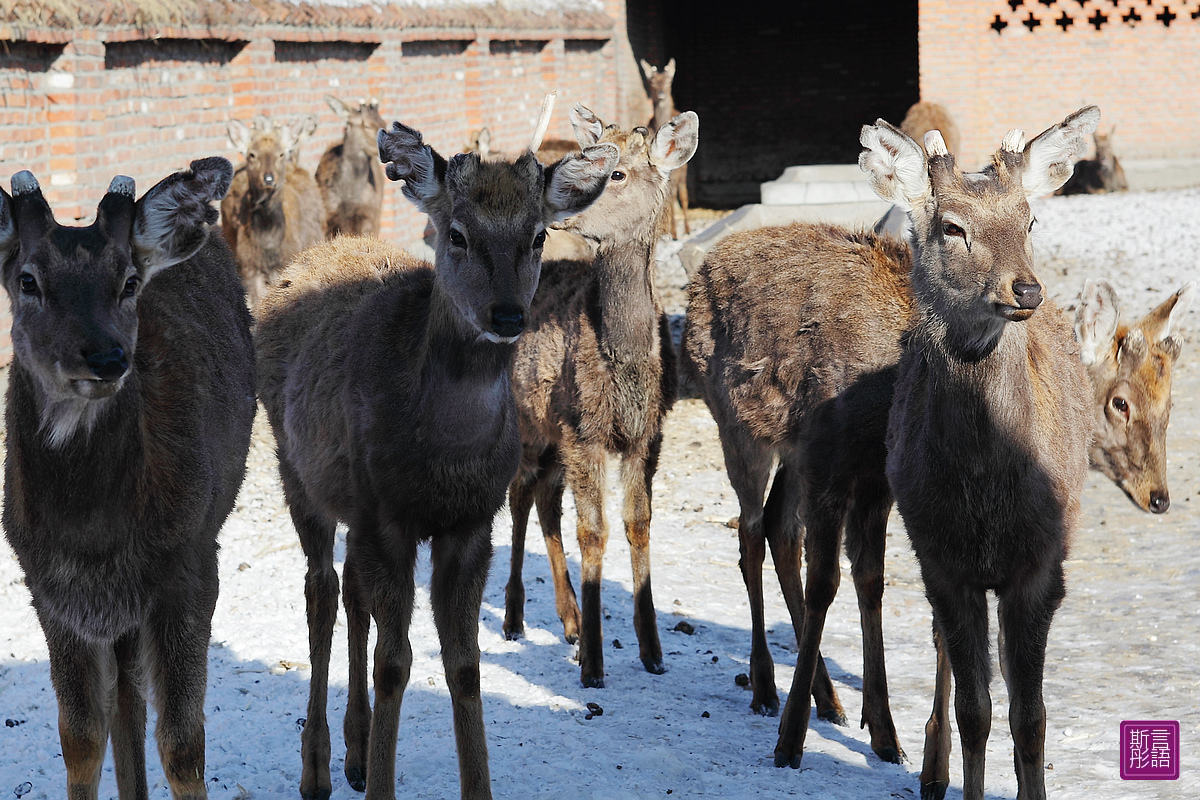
[529,90,557,153]
[108,176,136,197]
[11,170,40,196]
[1002,129,1027,153]
[924,130,949,157]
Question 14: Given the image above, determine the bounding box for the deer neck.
[594,227,659,364]
[652,96,674,130]
[340,127,376,184]
[248,180,287,247]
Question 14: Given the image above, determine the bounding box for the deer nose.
[1149,490,1170,514]
[84,347,128,381]
[263,173,276,186]
[490,305,525,339]
[1012,281,1043,310]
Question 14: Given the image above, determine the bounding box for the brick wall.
[919,0,1200,167]
[0,16,619,365]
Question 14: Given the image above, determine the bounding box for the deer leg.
[503,467,537,641]
[533,454,581,644]
[773,486,843,768]
[999,566,1065,800]
[43,621,113,800]
[927,582,991,800]
[568,451,610,688]
[363,534,417,800]
[281,457,341,800]
[342,556,371,792]
[146,551,217,800]
[920,626,954,800]
[621,439,664,675]
[763,464,844,726]
[112,629,148,800]
[431,527,495,800]
[843,475,904,764]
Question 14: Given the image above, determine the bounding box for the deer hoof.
[750,696,780,717]
[920,781,947,800]
[344,765,366,793]
[641,657,666,675]
[503,625,524,641]
[874,744,906,765]
[581,673,605,689]
[301,787,331,800]
[818,707,848,726]
[773,751,802,769]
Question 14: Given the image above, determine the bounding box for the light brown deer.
[501,106,698,687]
[256,106,617,800]
[0,159,256,800]
[316,96,386,237]
[1076,279,1195,512]
[641,58,691,238]
[221,115,325,308]
[901,100,961,156]
[862,108,1099,800]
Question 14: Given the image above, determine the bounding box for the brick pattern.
[0,21,618,366]
[920,0,1200,167]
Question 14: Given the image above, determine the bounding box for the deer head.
[860,106,1100,359]
[326,96,385,158]
[228,115,317,201]
[556,104,698,244]
[377,116,618,343]
[1076,280,1195,513]
[640,58,676,102]
[0,158,233,445]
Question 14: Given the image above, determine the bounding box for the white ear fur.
[543,143,619,223]
[227,119,252,154]
[859,120,930,211]
[1075,279,1121,365]
[570,104,604,148]
[649,111,699,175]
[1163,281,1196,340]
[1022,105,1101,198]
[664,58,676,80]
[640,59,654,81]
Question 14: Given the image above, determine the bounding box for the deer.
[1057,126,1128,194]
[1076,279,1195,512]
[861,108,1099,799]
[316,95,387,237]
[900,101,962,156]
[0,159,256,800]
[221,115,325,308]
[499,106,698,688]
[254,97,618,800]
[641,58,691,238]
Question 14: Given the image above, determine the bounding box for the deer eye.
[533,230,547,248]
[448,228,467,249]
[1111,396,1130,419]
[1028,216,1037,233]
[121,276,139,298]
[942,221,965,239]
[19,273,38,295]
[610,170,626,182]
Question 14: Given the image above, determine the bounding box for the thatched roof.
[0,0,612,36]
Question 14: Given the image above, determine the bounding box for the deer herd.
[0,65,1193,800]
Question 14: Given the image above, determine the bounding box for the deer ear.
[281,114,318,156]
[640,59,654,80]
[649,111,698,175]
[325,95,350,121]
[664,58,676,80]
[542,142,619,223]
[378,121,447,215]
[1140,281,1196,350]
[131,157,232,281]
[570,104,604,148]
[859,119,930,211]
[1022,105,1100,198]
[1075,280,1121,365]
[227,118,253,154]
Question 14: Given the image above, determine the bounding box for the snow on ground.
[2,187,1199,800]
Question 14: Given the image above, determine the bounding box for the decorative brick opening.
[989,1,1199,32]
[0,40,66,72]
[274,40,378,62]
[104,39,248,69]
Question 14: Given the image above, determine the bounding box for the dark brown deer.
[255,107,617,800]
[0,160,256,800]
[221,115,325,308]
[641,58,691,238]
[316,96,386,237]
[861,109,1098,800]
[500,106,698,688]
[1057,126,1129,194]
[1076,279,1194,512]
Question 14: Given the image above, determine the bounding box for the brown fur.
[221,117,325,309]
[257,123,617,800]
[316,96,386,237]
[501,107,698,687]
[901,101,961,156]
[641,58,691,238]
[1057,127,1129,195]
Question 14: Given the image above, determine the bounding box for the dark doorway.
[628,1,919,207]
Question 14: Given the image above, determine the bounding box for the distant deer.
[255,100,618,800]
[0,160,256,799]
[1076,279,1195,512]
[862,108,1099,799]
[1057,126,1128,194]
[500,106,698,688]
[221,115,325,308]
[900,100,961,156]
[641,58,691,238]
[316,96,386,237]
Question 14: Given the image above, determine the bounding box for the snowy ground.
[2,187,1199,800]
